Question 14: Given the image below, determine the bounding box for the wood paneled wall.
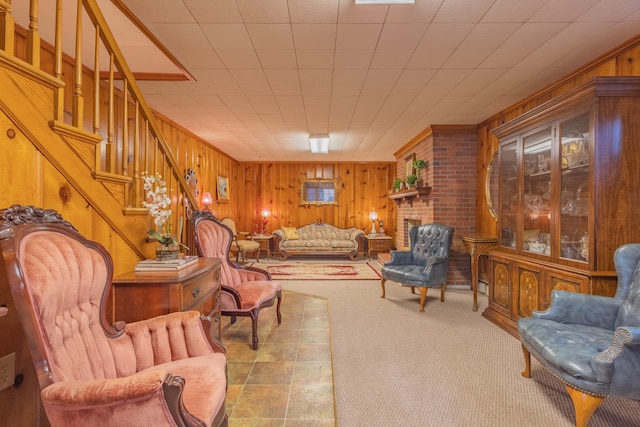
[234,162,396,241]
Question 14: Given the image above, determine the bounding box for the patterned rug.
[249,261,382,280]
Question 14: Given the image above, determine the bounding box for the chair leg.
[276,293,282,324]
[440,284,446,302]
[419,287,428,312]
[250,310,259,350]
[411,286,416,295]
[566,385,605,427]
[380,279,386,298]
[520,345,531,378]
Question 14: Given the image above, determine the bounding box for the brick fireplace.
[394,125,477,288]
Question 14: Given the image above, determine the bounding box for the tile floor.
[222,291,336,426]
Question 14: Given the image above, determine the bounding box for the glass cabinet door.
[500,140,518,248]
[521,127,552,256]
[558,112,590,263]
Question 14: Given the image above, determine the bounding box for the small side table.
[453,233,498,312]
[251,234,274,260]
[364,235,393,260]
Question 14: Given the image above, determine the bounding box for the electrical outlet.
[0,352,15,391]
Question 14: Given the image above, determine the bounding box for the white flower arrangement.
[142,172,174,245]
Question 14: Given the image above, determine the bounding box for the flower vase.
[155,243,179,261]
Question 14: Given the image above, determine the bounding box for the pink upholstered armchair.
[0,205,228,427]
[190,210,282,350]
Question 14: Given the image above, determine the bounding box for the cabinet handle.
[192,287,200,298]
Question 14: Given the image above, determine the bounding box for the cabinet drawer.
[369,239,392,251]
[182,270,218,310]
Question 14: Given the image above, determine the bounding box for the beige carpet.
[250,261,381,280]
[275,260,640,427]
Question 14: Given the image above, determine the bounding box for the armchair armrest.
[42,369,170,406]
[423,255,449,282]
[387,250,413,265]
[591,327,640,387]
[533,290,621,330]
[222,284,242,309]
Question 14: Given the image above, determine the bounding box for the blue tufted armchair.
[518,243,640,427]
[380,223,454,312]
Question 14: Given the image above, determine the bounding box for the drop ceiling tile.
[334,50,375,69]
[406,49,454,68]
[122,0,194,23]
[289,0,339,23]
[256,50,298,69]
[386,1,440,23]
[378,96,413,114]
[391,69,436,96]
[460,23,522,49]
[230,69,273,95]
[417,23,475,49]
[530,0,600,22]
[265,70,302,95]
[338,1,389,24]
[330,96,358,114]
[246,24,294,50]
[354,95,386,114]
[235,0,290,23]
[174,49,225,68]
[360,69,403,95]
[183,0,243,23]
[216,50,262,68]
[479,48,531,68]
[481,0,547,22]
[304,96,331,114]
[432,0,496,23]
[299,69,333,96]
[377,23,427,50]
[292,24,337,50]
[276,96,305,113]
[153,24,211,50]
[370,50,414,69]
[443,48,494,68]
[449,69,510,96]
[332,69,368,96]
[500,23,567,50]
[336,24,383,50]
[219,95,256,113]
[296,50,335,69]
[201,24,253,50]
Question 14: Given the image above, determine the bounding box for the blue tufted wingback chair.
[380,223,454,312]
[518,243,640,427]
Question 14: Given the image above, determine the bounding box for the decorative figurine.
[377,220,385,236]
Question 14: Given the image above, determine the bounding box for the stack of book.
[135,256,199,272]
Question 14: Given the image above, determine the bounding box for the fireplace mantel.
[387,187,431,206]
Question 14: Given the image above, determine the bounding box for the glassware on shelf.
[537,154,550,172]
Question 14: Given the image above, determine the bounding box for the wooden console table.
[110,257,223,351]
[453,233,498,312]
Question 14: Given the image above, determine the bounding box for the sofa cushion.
[615,257,640,328]
[330,239,356,249]
[282,226,299,240]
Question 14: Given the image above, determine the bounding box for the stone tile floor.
[223,291,336,426]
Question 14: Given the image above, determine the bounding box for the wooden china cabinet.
[482,77,640,337]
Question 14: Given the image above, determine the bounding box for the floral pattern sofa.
[273,222,365,260]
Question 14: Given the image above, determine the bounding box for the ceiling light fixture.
[355,0,415,4]
[309,135,330,154]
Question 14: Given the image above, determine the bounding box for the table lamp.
[369,208,378,235]
[260,208,271,234]
[201,192,213,211]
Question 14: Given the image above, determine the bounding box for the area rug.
[249,261,382,280]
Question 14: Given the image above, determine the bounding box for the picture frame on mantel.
[216,176,229,201]
[404,153,416,179]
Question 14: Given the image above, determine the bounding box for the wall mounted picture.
[217,176,229,201]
